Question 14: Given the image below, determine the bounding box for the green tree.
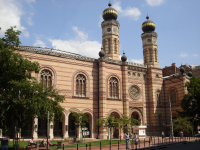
[71,112,89,143]
[95,113,118,141]
[179,76,200,133]
[0,27,65,137]
[117,114,140,139]
[173,117,193,135]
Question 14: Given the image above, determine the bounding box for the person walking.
[162,131,165,139]
[125,132,130,150]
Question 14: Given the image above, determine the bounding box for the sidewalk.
[33,136,199,150]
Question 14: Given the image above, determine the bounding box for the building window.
[108,39,111,53]
[114,39,117,54]
[155,49,157,62]
[170,89,176,104]
[159,114,162,127]
[129,85,140,100]
[157,90,161,104]
[76,74,86,97]
[149,49,152,62]
[103,39,106,51]
[40,70,52,87]
[109,77,118,99]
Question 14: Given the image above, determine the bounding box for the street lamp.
[169,96,173,139]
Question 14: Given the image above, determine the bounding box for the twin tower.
[100,3,159,68]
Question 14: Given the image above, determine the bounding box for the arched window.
[155,49,157,62]
[159,114,162,127]
[109,77,118,99]
[108,39,111,53]
[76,74,86,97]
[114,39,117,54]
[156,90,161,104]
[40,70,52,87]
[103,39,106,51]
[170,89,176,104]
[149,49,152,62]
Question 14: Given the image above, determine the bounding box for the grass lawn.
[0,139,141,149]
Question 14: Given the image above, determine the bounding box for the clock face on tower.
[102,29,106,34]
[143,40,146,45]
[153,38,157,44]
[113,27,117,33]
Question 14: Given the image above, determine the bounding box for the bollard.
[90,142,91,150]
[77,143,78,150]
[86,144,87,150]
[149,138,150,147]
[139,139,140,148]
[63,144,64,150]
[26,146,28,150]
[118,141,119,150]
[100,142,101,150]
[144,138,145,148]
[110,140,111,150]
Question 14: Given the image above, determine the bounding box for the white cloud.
[131,59,144,64]
[180,52,188,57]
[146,0,165,7]
[113,0,141,20]
[27,13,34,26]
[193,54,198,57]
[49,27,101,58]
[25,0,36,3]
[0,0,29,37]
[33,39,46,47]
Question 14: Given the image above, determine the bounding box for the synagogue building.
[15,3,198,139]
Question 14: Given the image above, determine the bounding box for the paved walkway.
[32,137,200,150]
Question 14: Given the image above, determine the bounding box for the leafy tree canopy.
[173,117,193,133]
[179,76,200,128]
[0,27,65,137]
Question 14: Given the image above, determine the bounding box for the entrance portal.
[68,113,76,137]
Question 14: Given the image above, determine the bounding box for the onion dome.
[121,52,127,62]
[99,47,105,58]
[102,3,118,21]
[142,15,156,33]
[180,66,185,74]
[188,71,192,77]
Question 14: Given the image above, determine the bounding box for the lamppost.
[169,96,173,139]
[47,111,49,150]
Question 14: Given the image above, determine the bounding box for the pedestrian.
[125,132,130,150]
[133,133,138,145]
[180,131,183,138]
[162,131,165,139]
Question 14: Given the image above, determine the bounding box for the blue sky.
[0,0,199,68]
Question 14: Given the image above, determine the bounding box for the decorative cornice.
[141,32,157,38]
[101,20,120,28]
[128,62,147,68]
[15,45,97,63]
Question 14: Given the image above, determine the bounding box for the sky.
[0,0,200,68]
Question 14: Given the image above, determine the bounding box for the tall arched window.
[159,114,162,127]
[40,70,52,87]
[108,39,111,53]
[155,49,157,62]
[170,89,176,104]
[149,49,152,62]
[76,74,86,97]
[114,39,117,54]
[156,90,161,104]
[109,77,118,99]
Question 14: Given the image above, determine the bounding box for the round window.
[129,85,140,100]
